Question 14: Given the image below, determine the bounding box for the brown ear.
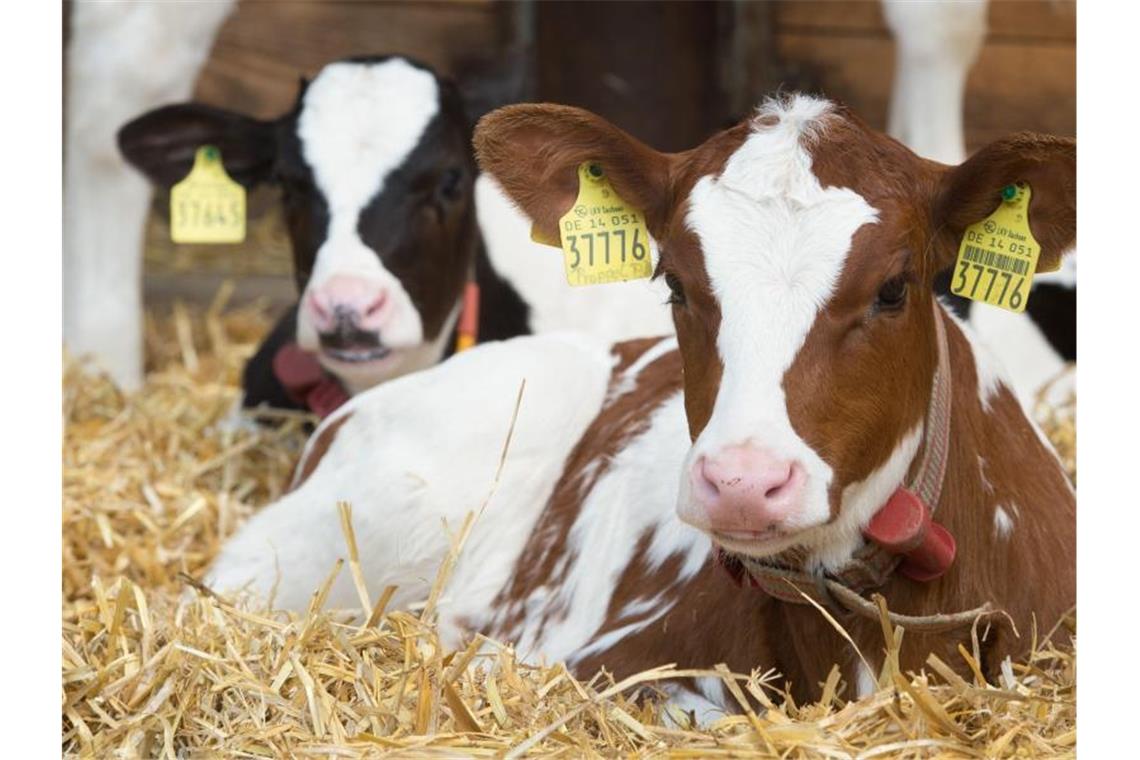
[474,104,674,242]
[932,133,1075,275]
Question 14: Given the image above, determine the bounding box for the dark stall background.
[131,0,1074,308]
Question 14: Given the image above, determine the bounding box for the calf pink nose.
[307,275,388,333]
[690,445,804,535]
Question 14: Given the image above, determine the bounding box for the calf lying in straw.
[208,95,1075,714]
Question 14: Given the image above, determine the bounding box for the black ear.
[932,133,1076,276]
[453,46,535,131]
[117,103,277,189]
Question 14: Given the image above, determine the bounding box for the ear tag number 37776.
[170,145,246,244]
[950,181,1041,313]
[555,162,652,286]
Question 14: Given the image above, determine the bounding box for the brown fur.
[291,413,352,489]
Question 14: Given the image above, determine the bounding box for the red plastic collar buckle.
[863,488,957,582]
[272,343,349,419]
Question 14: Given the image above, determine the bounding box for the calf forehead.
[684,96,879,383]
[297,59,441,216]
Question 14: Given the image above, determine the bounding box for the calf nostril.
[308,294,330,321]
[763,464,796,500]
[364,293,386,318]
[692,457,722,502]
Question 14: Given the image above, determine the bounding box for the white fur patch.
[977,455,995,495]
[1034,251,1076,288]
[295,59,441,373]
[993,505,1016,539]
[855,662,878,699]
[663,680,727,728]
[677,95,880,540]
[967,302,1064,408]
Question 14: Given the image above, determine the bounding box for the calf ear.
[474,104,674,242]
[117,103,277,189]
[932,133,1075,275]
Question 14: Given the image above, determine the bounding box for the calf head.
[477,96,1074,570]
[120,56,481,391]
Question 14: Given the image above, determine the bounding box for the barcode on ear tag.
[557,162,652,287]
[170,146,246,244]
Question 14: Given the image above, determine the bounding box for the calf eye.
[437,168,463,201]
[874,275,908,313]
[665,272,687,307]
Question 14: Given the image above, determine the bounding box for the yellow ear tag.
[554,162,652,286]
[170,146,246,244]
[951,181,1040,313]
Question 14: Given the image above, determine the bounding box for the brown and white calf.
[207,95,1075,715]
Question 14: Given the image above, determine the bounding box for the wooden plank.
[772,0,1075,42]
[963,38,1075,147]
[988,0,1075,42]
[773,0,885,35]
[194,0,509,117]
[772,33,894,129]
[535,0,723,151]
[144,272,296,311]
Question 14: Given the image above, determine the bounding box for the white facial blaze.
[678,96,880,544]
[295,59,442,362]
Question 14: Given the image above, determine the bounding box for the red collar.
[271,343,349,419]
[723,301,956,596]
[871,300,955,581]
[454,281,480,353]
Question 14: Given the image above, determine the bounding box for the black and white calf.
[119,56,672,415]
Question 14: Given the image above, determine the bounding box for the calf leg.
[64,1,234,389]
[883,0,988,164]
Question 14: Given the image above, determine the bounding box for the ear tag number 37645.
[950,181,1041,313]
[555,162,652,287]
[170,145,246,245]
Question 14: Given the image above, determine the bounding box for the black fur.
[241,306,307,412]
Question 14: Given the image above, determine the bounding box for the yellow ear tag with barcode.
[951,181,1040,313]
[550,162,652,286]
[170,146,246,244]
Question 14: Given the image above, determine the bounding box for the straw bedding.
[63,295,1077,758]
